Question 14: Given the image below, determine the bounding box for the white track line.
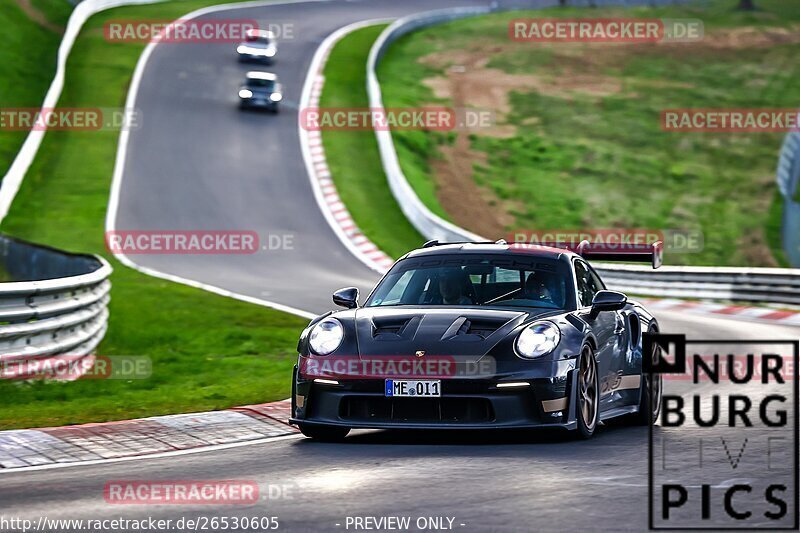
[297,19,396,275]
[2,4,398,475]
[641,298,800,326]
[4,11,398,476]
[0,0,167,223]
[105,0,381,321]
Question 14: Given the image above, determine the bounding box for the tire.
[574,344,599,439]
[298,424,350,442]
[629,329,663,425]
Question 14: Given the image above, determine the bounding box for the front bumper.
[239,98,278,111]
[237,53,274,63]
[290,361,579,431]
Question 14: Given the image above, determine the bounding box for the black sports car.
[290,240,664,441]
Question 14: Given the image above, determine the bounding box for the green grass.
[376,0,800,266]
[0,0,69,178]
[319,25,426,258]
[0,0,309,430]
[30,0,73,27]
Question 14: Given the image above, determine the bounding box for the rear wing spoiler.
[576,239,663,269]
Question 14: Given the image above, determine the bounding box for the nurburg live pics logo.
[644,334,799,530]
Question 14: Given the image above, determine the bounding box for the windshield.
[242,37,270,48]
[367,254,574,310]
[246,79,275,90]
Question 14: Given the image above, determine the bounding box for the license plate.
[385,379,440,398]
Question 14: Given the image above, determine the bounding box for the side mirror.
[333,287,359,309]
[590,290,627,316]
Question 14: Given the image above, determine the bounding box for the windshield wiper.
[482,287,522,305]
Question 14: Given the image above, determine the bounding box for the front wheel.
[574,344,599,439]
[298,424,350,442]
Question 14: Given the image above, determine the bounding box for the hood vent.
[440,316,509,342]
[371,316,421,340]
[354,308,527,359]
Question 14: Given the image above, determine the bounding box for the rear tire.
[629,329,663,425]
[574,344,599,439]
[299,424,350,442]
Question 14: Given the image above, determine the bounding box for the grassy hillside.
[0,0,71,177]
[377,0,800,266]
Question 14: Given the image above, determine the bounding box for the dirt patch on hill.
[740,227,778,267]
[414,24,799,241]
[418,46,625,238]
[15,0,63,33]
[699,24,800,49]
[422,57,623,118]
[430,135,515,239]
[420,22,800,114]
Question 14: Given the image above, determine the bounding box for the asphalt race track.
[1,311,797,531]
[112,0,494,313]
[4,1,797,531]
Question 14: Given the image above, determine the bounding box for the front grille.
[340,396,494,424]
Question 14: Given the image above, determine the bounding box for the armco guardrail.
[594,263,800,305]
[0,0,148,380]
[0,235,112,379]
[367,5,800,305]
[777,132,800,267]
[367,7,489,244]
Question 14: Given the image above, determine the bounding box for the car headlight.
[265,48,276,57]
[309,318,344,355]
[237,45,247,54]
[238,89,253,99]
[269,92,282,102]
[516,322,560,359]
